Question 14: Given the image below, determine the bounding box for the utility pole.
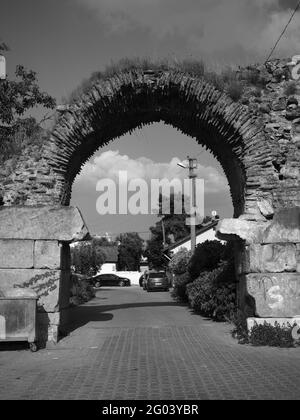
[177,156,198,254]
[161,218,166,249]
[187,156,197,254]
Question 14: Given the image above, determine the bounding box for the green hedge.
[186,262,237,321]
[231,313,300,348]
[171,272,191,302]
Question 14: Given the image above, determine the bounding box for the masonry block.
[0,206,89,242]
[34,241,61,269]
[297,244,300,273]
[235,243,298,274]
[0,269,70,313]
[218,208,300,245]
[246,273,300,317]
[261,207,300,244]
[250,244,297,273]
[0,239,34,268]
[36,312,60,343]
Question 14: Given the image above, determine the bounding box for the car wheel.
[119,280,125,287]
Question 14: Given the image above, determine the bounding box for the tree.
[0,45,56,163]
[189,240,227,280]
[169,248,192,276]
[146,193,190,270]
[71,239,106,276]
[117,232,144,271]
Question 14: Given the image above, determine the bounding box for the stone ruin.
[0,57,299,343]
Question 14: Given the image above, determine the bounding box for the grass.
[64,57,278,105]
[64,57,244,104]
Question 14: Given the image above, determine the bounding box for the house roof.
[164,220,219,252]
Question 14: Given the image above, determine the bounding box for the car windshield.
[149,272,165,278]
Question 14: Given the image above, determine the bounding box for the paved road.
[0,285,300,400]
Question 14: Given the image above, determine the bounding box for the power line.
[265,0,300,63]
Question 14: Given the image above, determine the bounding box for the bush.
[250,322,298,348]
[171,272,191,302]
[189,240,228,280]
[231,317,300,348]
[187,261,237,321]
[169,248,192,276]
[70,273,96,306]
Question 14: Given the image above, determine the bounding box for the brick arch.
[46,69,275,219]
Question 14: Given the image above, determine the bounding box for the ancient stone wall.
[0,206,88,343]
[0,58,299,219]
[0,57,299,339]
[218,207,300,318]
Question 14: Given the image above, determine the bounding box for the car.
[139,274,145,287]
[145,271,169,292]
[91,273,131,288]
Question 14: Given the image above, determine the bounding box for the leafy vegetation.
[232,315,300,348]
[117,232,144,271]
[71,238,107,277]
[187,261,236,321]
[169,240,237,321]
[146,193,191,270]
[64,57,266,105]
[172,272,191,302]
[189,240,228,280]
[0,61,56,164]
[169,248,192,276]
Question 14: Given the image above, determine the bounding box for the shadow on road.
[61,300,185,337]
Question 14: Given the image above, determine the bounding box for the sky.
[1,0,300,238]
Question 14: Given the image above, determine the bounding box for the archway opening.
[71,121,234,239]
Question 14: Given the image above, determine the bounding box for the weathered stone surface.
[0,239,34,268]
[0,269,70,312]
[246,273,300,317]
[297,244,300,273]
[250,244,297,273]
[36,312,62,343]
[257,199,274,218]
[0,206,89,242]
[262,207,300,243]
[34,241,61,269]
[236,243,297,274]
[216,218,268,244]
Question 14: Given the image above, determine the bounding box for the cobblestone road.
[1,286,300,400]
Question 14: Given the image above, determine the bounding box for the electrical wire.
[265,0,300,63]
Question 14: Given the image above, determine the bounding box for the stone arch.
[45,70,275,219]
[1,62,300,344]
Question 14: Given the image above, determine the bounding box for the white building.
[164,220,223,255]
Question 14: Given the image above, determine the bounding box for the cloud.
[75,0,300,64]
[75,150,228,194]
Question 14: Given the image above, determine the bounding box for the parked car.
[145,271,169,292]
[139,274,144,287]
[91,273,131,288]
[139,271,149,288]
